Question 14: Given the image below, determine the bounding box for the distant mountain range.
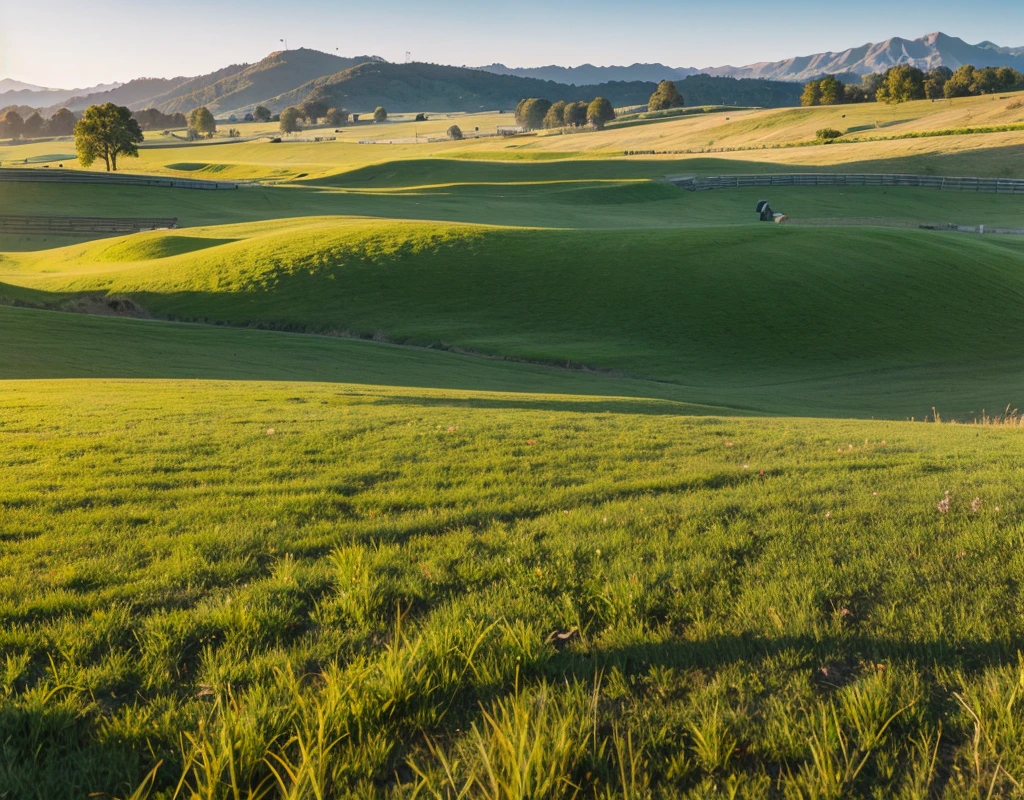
[700,32,1024,82]
[481,32,1024,85]
[3,31,1023,120]
[479,63,700,86]
[0,80,122,108]
[6,50,800,119]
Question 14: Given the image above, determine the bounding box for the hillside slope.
[150,49,380,116]
[5,220,1024,416]
[279,61,659,113]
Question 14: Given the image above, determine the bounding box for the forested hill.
[282,62,804,114]
[672,74,803,107]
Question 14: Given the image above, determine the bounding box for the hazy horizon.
[2,0,1023,88]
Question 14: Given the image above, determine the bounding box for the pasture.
[3,95,1024,798]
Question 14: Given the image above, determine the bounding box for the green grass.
[3,379,1024,798]
[5,220,1024,418]
[6,105,1024,797]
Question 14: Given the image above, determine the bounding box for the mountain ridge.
[479,32,1024,84]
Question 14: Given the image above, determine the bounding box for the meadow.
[3,94,1024,799]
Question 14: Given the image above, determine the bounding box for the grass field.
[4,91,1024,799]
[4,378,1024,799]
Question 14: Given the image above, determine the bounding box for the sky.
[2,0,1023,88]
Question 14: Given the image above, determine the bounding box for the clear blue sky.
[2,0,1022,88]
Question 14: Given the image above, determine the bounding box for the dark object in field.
[269,137,282,143]
[756,199,789,224]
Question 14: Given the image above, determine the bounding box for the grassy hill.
[152,49,380,117]
[5,219,1024,418]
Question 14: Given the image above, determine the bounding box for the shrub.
[447,125,463,140]
[816,128,842,141]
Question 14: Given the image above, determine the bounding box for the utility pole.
[280,37,288,51]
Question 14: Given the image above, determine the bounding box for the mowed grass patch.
[3,380,1024,797]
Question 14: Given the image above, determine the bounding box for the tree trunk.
[111,150,117,172]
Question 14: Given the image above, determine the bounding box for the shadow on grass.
[546,632,1024,683]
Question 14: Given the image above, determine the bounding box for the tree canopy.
[648,80,684,111]
[279,106,302,133]
[586,97,615,129]
[373,106,388,123]
[134,108,187,131]
[74,103,144,172]
[47,108,77,137]
[543,100,567,128]
[300,100,328,124]
[253,105,272,123]
[447,125,463,140]
[563,101,588,127]
[325,108,349,127]
[876,66,927,104]
[514,98,552,130]
[188,107,217,135]
[801,75,845,106]
[0,110,23,140]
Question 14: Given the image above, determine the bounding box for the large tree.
[47,108,77,136]
[818,75,845,105]
[514,98,552,130]
[648,80,684,111]
[924,67,952,99]
[373,106,388,123]
[253,105,272,122]
[563,101,588,128]
[188,106,217,136]
[543,100,567,128]
[299,100,328,124]
[74,103,144,171]
[22,112,45,138]
[0,109,24,140]
[586,97,615,130]
[279,106,302,133]
[800,80,822,106]
[325,107,349,126]
[876,66,926,104]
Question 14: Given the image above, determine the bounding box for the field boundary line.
[669,173,1024,195]
[0,168,237,190]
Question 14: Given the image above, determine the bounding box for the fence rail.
[0,216,178,234]
[0,168,237,190]
[671,173,1024,194]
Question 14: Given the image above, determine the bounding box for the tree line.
[514,97,616,130]
[514,80,685,132]
[802,64,1024,106]
[0,107,78,139]
[278,101,356,133]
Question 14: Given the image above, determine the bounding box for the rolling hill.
[276,60,658,114]
[5,219,1024,417]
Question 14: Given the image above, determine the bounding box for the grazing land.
[3,92,1024,798]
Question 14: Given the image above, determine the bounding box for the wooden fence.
[0,216,178,234]
[0,168,237,190]
[670,174,1024,194]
